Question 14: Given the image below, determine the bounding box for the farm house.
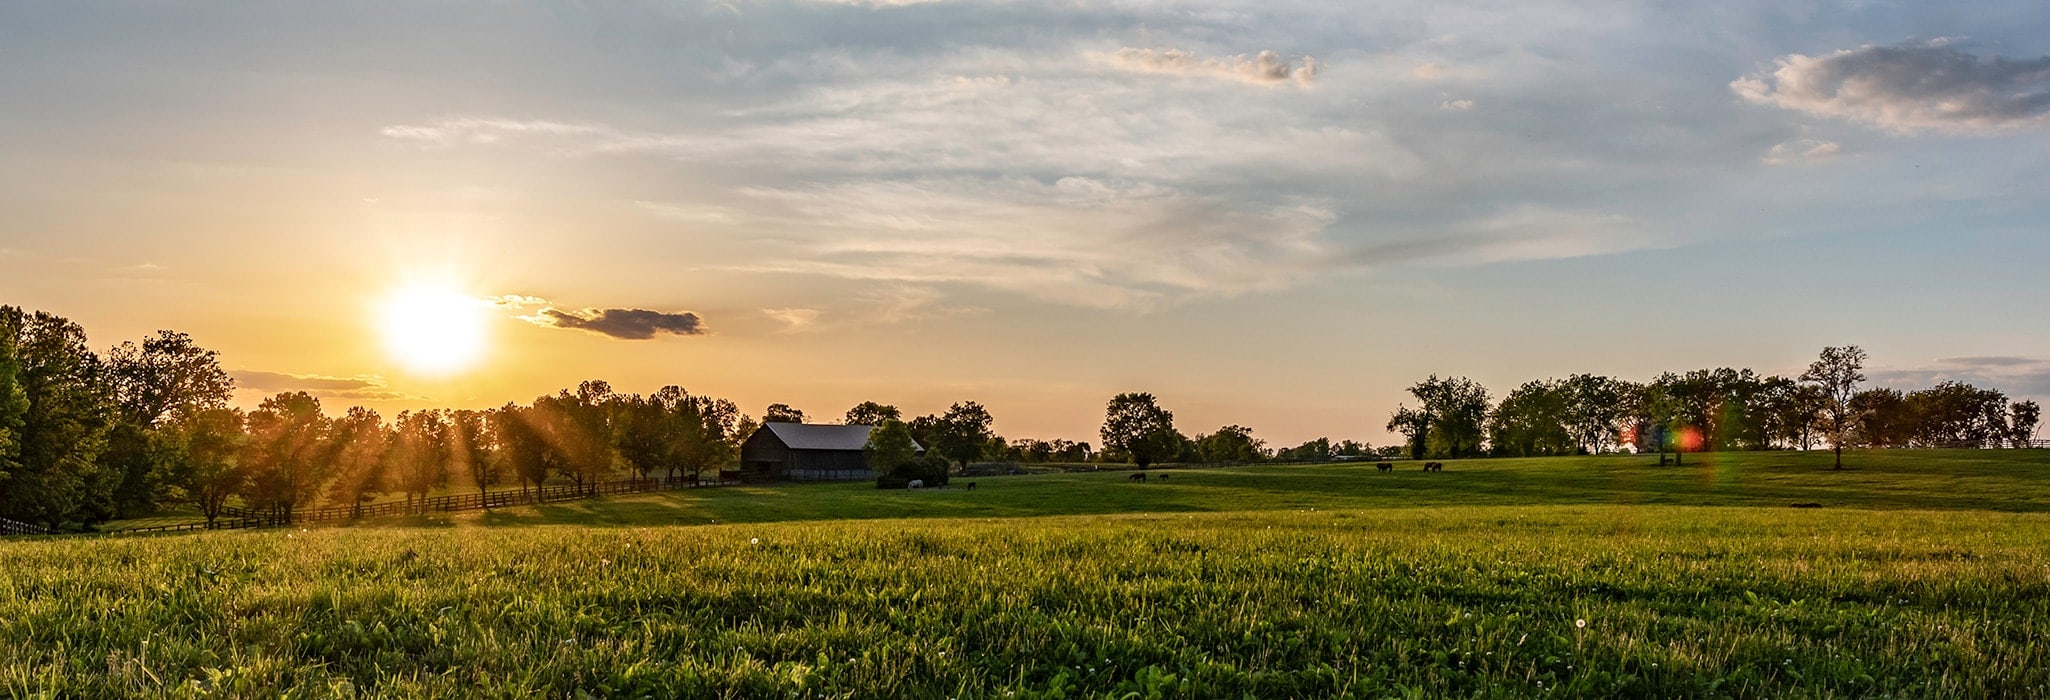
[737,423,921,482]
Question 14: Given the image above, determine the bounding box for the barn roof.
[759,422,920,451]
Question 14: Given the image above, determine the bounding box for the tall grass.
[5,505,2048,697]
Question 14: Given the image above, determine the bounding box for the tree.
[389,410,450,509]
[863,419,919,475]
[1405,375,1491,459]
[1849,388,1913,448]
[926,401,996,470]
[241,392,331,522]
[0,307,116,528]
[153,407,246,527]
[447,409,499,498]
[1386,405,1429,460]
[1488,379,1575,457]
[843,401,901,426]
[1801,345,1867,469]
[1274,438,1333,463]
[1561,374,1635,454]
[1100,393,1182,469]
[1193,425,1265,463]
[491,403,556,496]
[326,406,390,517]
[2012,400,2041,447]
[1904,382,2008,447]
[763,403,807,424]
[99,331,236,517]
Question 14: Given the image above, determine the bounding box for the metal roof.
[759,422,922,452]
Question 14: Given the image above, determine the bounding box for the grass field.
[6,450,2050,698]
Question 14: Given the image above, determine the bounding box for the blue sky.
[3,0,2047,444]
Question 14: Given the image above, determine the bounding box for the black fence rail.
[1,517,51,536]
[101,476,733,535]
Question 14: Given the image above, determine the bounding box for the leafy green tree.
[763,403,807,424]
[1850,388,1913,447]
[1488,379,1575,457]
[2012,401,2041,447]
[1404,375,1491,459]
[152,407,246,527]
[928,401,996,470]
[490,403,556,495]
[1274,437,1333,463]
[1386,405,1429,460]
[0,307,116,528]
[1904,381,2008,447]
[389,410,450,509]
[326,406,390,517]
[241,392,331,522]
[863,419,919,474]
[1562,374,1635,454]
[1193,425,1265,463]
[448,409,499,498]
[1100,393,1182,469]
[1801,345,1867,469]
[843,401,901,426]
[98,331,236,517]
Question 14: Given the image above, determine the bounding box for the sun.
[379,285,489,375]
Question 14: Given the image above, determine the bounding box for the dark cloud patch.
[1734,41,2050,132]
[230,370,417,402]
[530,307,707,340]
[232,370,382,392]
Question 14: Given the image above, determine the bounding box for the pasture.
[5,450,2050,698]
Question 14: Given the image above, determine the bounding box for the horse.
[1129,473,1147,482]
[1376,462,1393,472]
[908,479,925,489]
[965,482,977,491]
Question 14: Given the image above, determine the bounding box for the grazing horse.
[1376,462,1393,472]
[908,479,925,489]
[1129,473,1147,482]
[1158,473,1169,480]
[965,482,977,491]
[1423,462,1444,472]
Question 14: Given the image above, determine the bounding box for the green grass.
[6,450,2050,698]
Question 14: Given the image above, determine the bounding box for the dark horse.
[1129,473,1147,482]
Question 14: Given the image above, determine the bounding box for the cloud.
[1099,48,1318,87]
[1733,41,2050,133]
[763,307,822,333]
[1762,139,1841,164]
[230,370,416,402]
[1439,98,1474,111]
[1870,356,2050,398]
[526,307,707,339]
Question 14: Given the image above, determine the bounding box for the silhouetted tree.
[763,403,807,424]
[1193,425,1265,463]
[843,401,901,426]
[1488,379,1575,457]
[2012,401,2041,447]
[1406,375,1491,459]
[1100,393,1181,469]
[1386,405,1429,460]
[924,401,996,470]
[1801,345,1867,469]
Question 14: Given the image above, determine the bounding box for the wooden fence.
[99,476,733,536]
[0,517,51,536]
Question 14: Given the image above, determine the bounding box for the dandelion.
[1576,619,1587,629]
[750,538,760,545]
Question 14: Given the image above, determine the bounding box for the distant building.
[737,423,922,482]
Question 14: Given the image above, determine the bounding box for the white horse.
[908,479,925,489]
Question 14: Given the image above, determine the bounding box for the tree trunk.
[1834,443,1844,470]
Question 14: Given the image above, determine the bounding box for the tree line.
[1,307,755,530]
[1385,346,2042,468]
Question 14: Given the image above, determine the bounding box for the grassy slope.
[377,449,2050,530]
[7,449,2050,698]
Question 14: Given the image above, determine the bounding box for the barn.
[737,423,921,482]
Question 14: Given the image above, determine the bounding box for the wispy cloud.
[1734,40,2050,133]
[1871,356,2050,398]
[763,307,822,333]
[1763,139,1842,164]
[1098,48,1318,87]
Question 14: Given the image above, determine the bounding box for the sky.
[3,0,2048,447]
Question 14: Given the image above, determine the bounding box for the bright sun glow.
[380,285,489,375]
